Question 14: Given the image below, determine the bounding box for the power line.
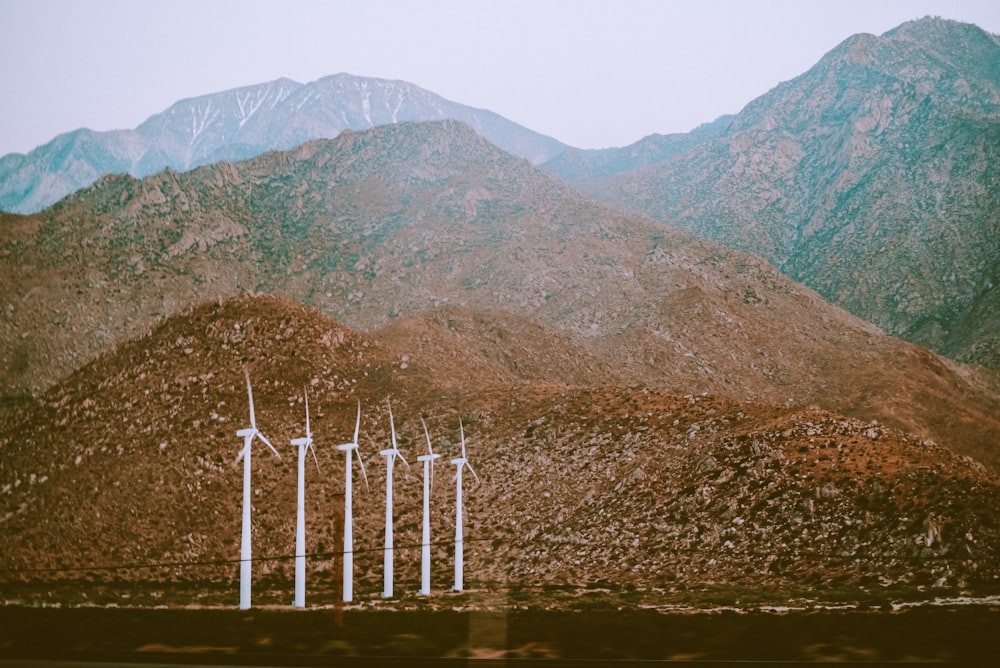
[2,535,973,578]
[0,536,494,576]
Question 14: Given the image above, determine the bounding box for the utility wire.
[2,534,970,578]
[0,536,494,576]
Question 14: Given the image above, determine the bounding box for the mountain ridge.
[560,17,1000,369]
[0,73,568,214]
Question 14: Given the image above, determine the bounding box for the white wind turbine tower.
[451,418,480,592]
[290,387,320,608]
[335,400,368,603]
[378,400,409,598]
[235,369,281,610]
[417,417,441,596]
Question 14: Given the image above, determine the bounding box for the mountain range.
[1,20,997,375]
[2,17,1000,605]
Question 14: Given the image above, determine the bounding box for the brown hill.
[374,306,626,389]
[1,295,998,606]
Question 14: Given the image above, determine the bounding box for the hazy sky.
[1,0,998,156]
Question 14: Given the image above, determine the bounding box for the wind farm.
[234,370,483,607]
[244,391,477,606]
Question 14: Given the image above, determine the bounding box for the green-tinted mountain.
[563,18,1000,369]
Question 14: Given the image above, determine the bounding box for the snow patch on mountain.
[0,73,568,214]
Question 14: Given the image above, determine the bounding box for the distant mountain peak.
[0,73,568,214]
[884,14,999,41]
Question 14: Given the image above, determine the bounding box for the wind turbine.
[451,418,480,592]
[417,417,441,596]
[378,400,409,598]
[335,400,368,602]
[235,369,281,610]
[290,387,320,608]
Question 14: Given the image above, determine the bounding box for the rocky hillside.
[562,18,1000,369]
[0,73,567,214]
[2,295,997,603]
[3,120,999,473]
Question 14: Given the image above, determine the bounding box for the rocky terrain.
[0,73,567,215]
[554,18,1000,369]
[2,295,997,607]
[2,120,999,475]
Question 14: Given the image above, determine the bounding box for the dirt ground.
[1,595,998,664]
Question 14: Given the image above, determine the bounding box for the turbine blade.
[397,450,411,472]
[235,446,246,465]
[258,432,281,459]
[356,448,370,492]
[421,417,433,455]
[304,387,311,439]
[466,461,481,485]
[245,369,256,429]
[388,400,398,449]
[460,418,467,459]
[309,441,320,474]
[353,399,361,445]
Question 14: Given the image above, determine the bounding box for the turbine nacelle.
[292,436,317,470]
[235,429,281,462]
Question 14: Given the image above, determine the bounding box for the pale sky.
[1,0,998,156]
